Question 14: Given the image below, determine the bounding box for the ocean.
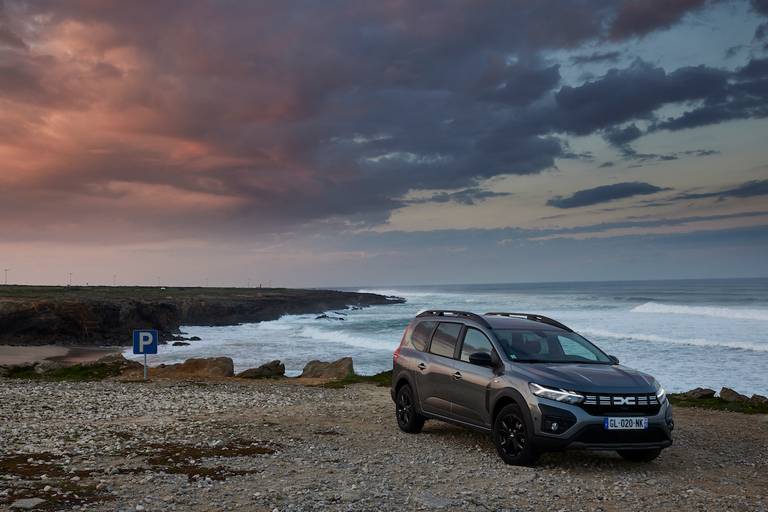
[125,278,768,395]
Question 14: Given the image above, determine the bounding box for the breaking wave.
[631,302,768,321]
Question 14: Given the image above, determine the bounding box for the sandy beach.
[0,346,121,366]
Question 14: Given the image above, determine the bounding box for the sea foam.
[631,301,768,321]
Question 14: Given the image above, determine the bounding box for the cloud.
[570,51,622,64]
[603,124,643,146]
[674,179,768,200]
[547,182,670,208]
[411,188,512,206]
[609,0,710,40]
[0,0,765,245]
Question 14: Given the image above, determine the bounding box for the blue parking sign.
[133,330,158,355]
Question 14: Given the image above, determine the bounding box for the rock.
[720,387,749,402]
[172,341,190,346]
[189,336,202,341]
[10,498,46,509]
[750,394,768,405]
[88,353,143,371]
[153,357,235,378]
[0,365,8,378]
[315,313,344,321]
[237,360,285,379]
[679,387,716,400]
[300,357,354,379]
[33,360,68,374]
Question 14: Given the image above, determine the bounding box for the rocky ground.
[1,379,767,512]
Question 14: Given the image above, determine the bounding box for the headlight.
[656,386,666,400]
[529,383,584,404]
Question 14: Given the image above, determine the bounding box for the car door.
[415,321,463,418]
[450,327,498,427]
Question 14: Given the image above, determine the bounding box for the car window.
[557,335,599,361]
[410,321,436,351]
[429,322,462,358]
[460,328,494,363]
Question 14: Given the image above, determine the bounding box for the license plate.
[604,417,648,430]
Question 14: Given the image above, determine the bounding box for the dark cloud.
[652,57,768,132]
[547,182,670,208]
[752,0,768,16]
[674,179,768,200]
[411,188,512,206]
[556,61,728,135]
[0,0,765,244]
[604,124,643,146]
[609,0,709,40]
[570,51,622,64]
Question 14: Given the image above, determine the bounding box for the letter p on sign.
[133,330,158,355]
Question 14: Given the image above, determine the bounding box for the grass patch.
[669,394,768,414]
[320,370,392,389]
[5,363,122,381]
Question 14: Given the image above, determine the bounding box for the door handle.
[417,363,427,371]
[452,371,462,380]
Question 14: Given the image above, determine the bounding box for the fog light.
[550,422,559,432]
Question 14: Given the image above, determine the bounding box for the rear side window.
[411,321,436,351]
[429,322,463,358]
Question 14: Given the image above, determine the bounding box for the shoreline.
[0,345,121,366]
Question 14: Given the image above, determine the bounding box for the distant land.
[0,286,404,346]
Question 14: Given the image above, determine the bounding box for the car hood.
[511,362,657,393]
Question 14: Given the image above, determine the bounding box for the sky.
[1,0,767,287]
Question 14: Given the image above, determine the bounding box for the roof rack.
[416,310,492,329]
[484,312,573,332]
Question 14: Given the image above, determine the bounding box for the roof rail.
[484,312,573,332]
[417,310,492,329]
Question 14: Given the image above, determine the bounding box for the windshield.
[494,329,611,364]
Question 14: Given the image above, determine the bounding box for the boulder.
[679,387,716,400]
[33,360,68,374]
[300,357,354,379]
[189,336,202,341]
[153,357,234,378]
[719,387,749,402]
[0,365,8,378]
[87,353,143,372]
[237,360,285,379]
[172,341,190,346]
[750,394,768,406]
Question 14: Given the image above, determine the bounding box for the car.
[391,310,673,465]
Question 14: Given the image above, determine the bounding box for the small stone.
[10,498,46,510]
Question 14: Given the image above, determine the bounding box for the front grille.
[573,425,669,445]
[579,393,661,416]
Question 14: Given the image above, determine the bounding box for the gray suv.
[391,310,673,465]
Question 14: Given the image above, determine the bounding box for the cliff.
[0,286,404,346]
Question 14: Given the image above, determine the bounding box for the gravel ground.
[1,379,767,512]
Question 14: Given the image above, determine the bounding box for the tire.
[492,403,539,466]
[395,384,425,433]
[617,448,662,462]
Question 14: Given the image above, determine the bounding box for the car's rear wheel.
[617,448,662,462]
[492,403,539,466]
[395,384,425,433]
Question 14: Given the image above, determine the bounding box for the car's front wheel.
[617,448,662,462]
[395,384,425,433]
[492,403,539,466]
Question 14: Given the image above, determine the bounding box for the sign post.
[132,330,158,381]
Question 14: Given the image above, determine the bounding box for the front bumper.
[529,396,674,451]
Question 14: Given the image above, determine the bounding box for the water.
[125,278,768,395]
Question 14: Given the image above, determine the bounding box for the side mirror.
[469,351,494,367]
[608,355,620,365]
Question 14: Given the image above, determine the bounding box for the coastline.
[0,285,404,346]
